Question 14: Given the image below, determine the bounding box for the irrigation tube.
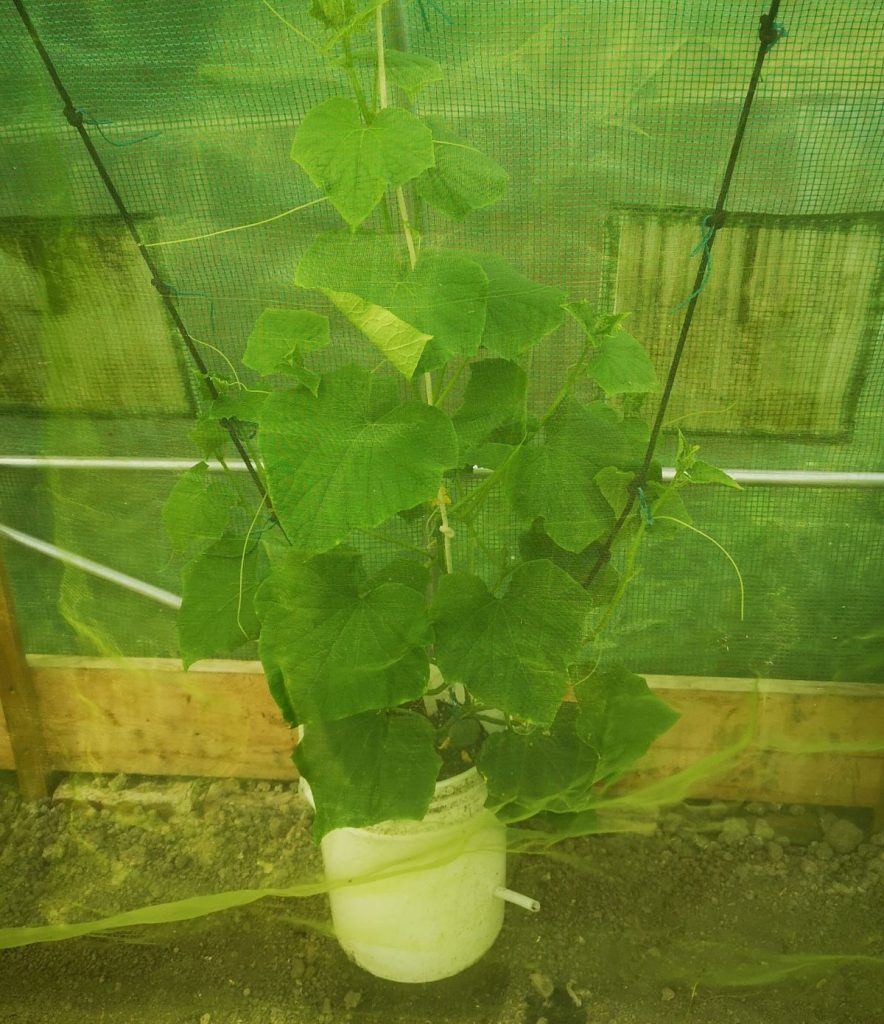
[0,523,182,610]
[0,457,883,488]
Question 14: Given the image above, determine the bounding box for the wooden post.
[0,550,54,798]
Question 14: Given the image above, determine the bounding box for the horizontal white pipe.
[0,523,182,610]
[659,467,884,488]
[0,457,882,488]
[0,457,247,472]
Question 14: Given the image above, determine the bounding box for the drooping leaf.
[452,358,527,463]
[242,309,330,377]
[463,253,566,358]
[291,98,434,228]
[324,291,432,377]
[297,233,488,376]
[508,399,648,552]
[586,329,658,396]
[162,462,232,560]
[415,117,509,219]
[573,664,680,784]
[295,711,441,840]
[518,520,619,605]
[478,705,599,822]
[258,365,457,552]
[347,49,443,97]
[178,535,263,668]
[430,560,590,726]
[256,549,430,723]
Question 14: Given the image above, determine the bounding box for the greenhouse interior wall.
[1,1,882,1022]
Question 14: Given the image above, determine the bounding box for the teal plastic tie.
[77,109,161,147]
[415,0,452,30]
[636,487,654,528]
[764,20,788,52]
[154,279,217,334]
[671,214,716,313]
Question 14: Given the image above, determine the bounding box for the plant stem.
[340,37,372,122]
[375,4,451,575]
[590,520,645,641]
[434,358,467,407]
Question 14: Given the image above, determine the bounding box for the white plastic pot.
[300,768,509,983]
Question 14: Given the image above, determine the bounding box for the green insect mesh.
[0,2,882,1020]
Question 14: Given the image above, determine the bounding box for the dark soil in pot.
[0,771,881,1024]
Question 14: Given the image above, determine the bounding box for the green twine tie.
[671,214,716,313]
[77,109,161,147]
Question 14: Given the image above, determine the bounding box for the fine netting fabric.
[0,0,883,1017]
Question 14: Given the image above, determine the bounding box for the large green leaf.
[179,535,263,668]
[430,560,589,725]
[295,711,441,840]
[508,399,648,551]
[242,309,330,377]
[415,117,509,220]
[256,549,430,723]
[463,253,566,358]
[291,98,434,228]
[452,358,526,464]
[586,330,659,396]
[574,665,681,783]
[477,705,599,822]
[162,462,232,560]
[258,365,458,552]
[399,250,488,371]
[295,230,399,303]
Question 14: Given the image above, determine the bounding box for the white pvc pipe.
[0,456,247,472]
[0,523,182,610]
[1,456,882,488]
[659,467,884,488]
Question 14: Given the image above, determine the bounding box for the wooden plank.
[21,657,296,781]
[0,557,53,798]
[0,658,881,819]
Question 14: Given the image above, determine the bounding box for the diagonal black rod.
[11,0,280,527]
[583,0,783,588]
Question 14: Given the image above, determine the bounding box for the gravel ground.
[0,771,882,1024]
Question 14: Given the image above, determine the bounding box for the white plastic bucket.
[300,768,507,983]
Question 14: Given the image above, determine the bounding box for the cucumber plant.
[164,0,741,841]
